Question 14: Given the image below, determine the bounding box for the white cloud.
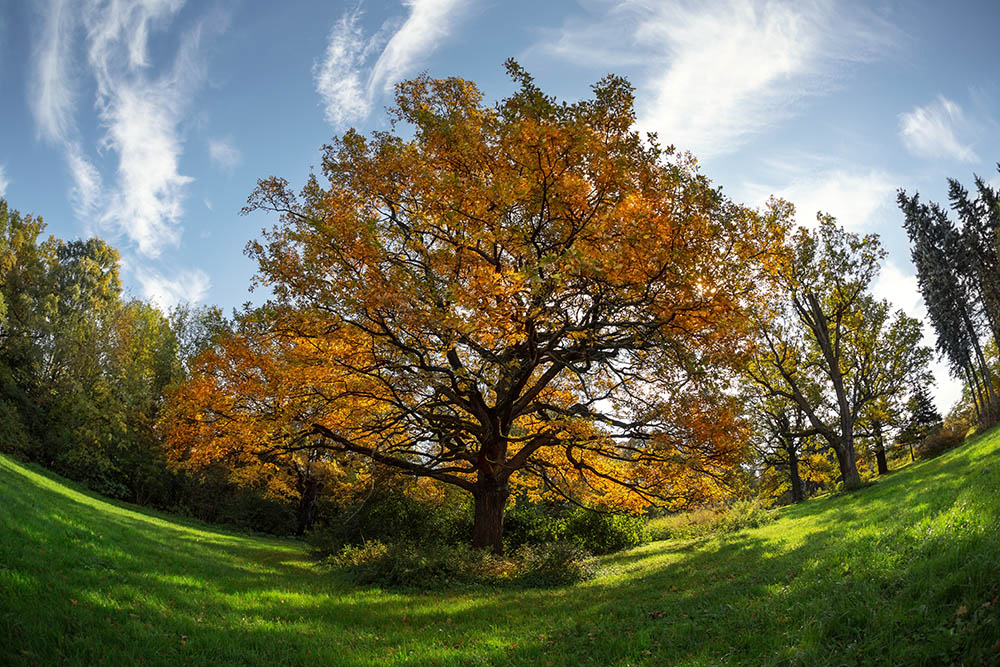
[30,0,77,144]
[65,142,102,217]
[29,0,216,259]
[872,261,964,414]
[899,96,979,162]
[0,165,8,198]
[134,265,211,309]
[314,7,375,127]
[369,0,462,95]
[85,4,208,258]
[207,136,242,170]
[536,0,897,158]
[315,0,465,128]
[743,164,896,229]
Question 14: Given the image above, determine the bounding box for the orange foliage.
[164,62,788,549]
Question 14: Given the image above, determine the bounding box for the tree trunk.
[833,439,862,489]
[295,477,321,536]
[873,421,889,476]
[471,480,509,555]
[788,447,803,503]
[964,364,983,423]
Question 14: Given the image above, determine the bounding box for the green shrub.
[564,508,645,554]
[918,426,966,460]
[715,499,774,532]
[307,488,473,558]
[0,399,30,457]
[512,542,598,586]
[503,501,569,550]
[329,540,597,589]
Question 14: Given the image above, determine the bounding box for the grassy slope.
[3,432,1000,666]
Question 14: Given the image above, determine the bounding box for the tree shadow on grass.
[4,431,1000,666]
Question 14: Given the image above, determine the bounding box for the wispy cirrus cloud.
[29,0,221,312]
[899,96,978,163]
[534,0,899,158]
[314,0,466,129]
[83,0,207,258]
[30,0,219,258]
[314,6,377,127]
[0,165,8,198]
[30,0,77,145]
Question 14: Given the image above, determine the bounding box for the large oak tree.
[169,63,787,552]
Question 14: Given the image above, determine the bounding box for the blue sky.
[1,0,999,411]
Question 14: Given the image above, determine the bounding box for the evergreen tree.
[898,385,943,460]
[898,190,996,422]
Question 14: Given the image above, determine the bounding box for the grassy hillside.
[3,430,1000,666]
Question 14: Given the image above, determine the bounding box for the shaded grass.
[3,428,1000,665]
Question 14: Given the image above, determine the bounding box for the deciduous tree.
[171,63,788,553]
[749,218,931,488]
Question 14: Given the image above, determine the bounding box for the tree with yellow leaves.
[168,62,788,553]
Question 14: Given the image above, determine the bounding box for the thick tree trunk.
[295,477,321,536]
[471,481,509,555]
[833,439,862,489]
[788,448,803,503]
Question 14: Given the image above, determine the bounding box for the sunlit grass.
[4,429,1000,665]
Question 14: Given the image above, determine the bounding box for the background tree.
[899,187,997,423]
[175,63,788,553]
[748,217,932,488]
[897,384,943,460]
[746,390,818,503]
[950,173,1000,347]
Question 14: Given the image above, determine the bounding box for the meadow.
[3,429,1000,665]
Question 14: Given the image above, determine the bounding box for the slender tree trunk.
[471,480,509,555]
[788,447,803,503]
[962,306,997,421]
[963,364,983,423]
[873,421,889,476]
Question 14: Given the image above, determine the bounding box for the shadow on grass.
[3,429,1000,666]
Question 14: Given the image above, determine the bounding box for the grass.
[3,431,1000,666]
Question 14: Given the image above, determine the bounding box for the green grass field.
[3,429,1000,666]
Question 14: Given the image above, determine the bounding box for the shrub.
[0,399,30,458]
[715,499,774,532]
[503,501,569,551]
[918,426,966,460]
[329,540,597,589]
[512,542,598,587]
[564,507,646,554]
[307,487,473,558]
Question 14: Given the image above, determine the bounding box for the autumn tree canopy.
[170,62,788,552]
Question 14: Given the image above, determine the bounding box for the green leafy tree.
[749,217,932,489]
